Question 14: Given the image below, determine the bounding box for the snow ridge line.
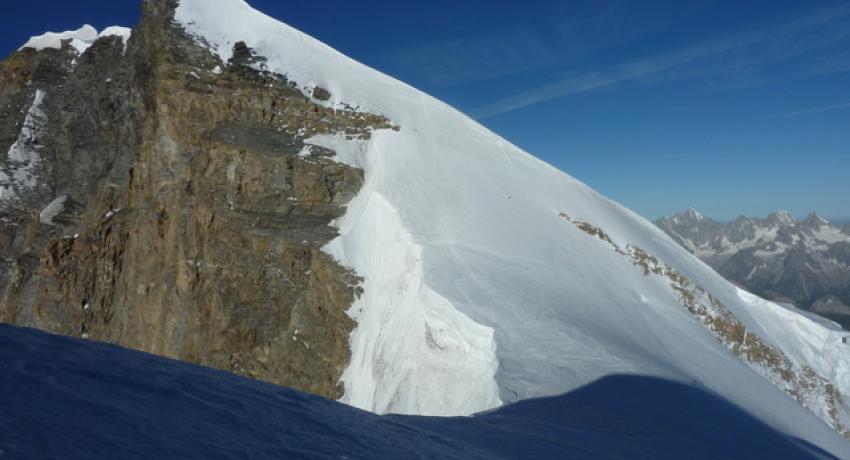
[559,212,849,436]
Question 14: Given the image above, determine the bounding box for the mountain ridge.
[656,209,850,327]
[1,0,850,455]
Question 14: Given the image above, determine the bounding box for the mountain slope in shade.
[0,325,834,460]
[655,209,850,327]
[170,0,850,454]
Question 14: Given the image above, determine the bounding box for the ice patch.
[39,195,68,226]
[1,90,47,204]
[99,26,132,42]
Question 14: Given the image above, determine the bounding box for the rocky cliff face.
[0,0,394,398]
[656,210,850,328]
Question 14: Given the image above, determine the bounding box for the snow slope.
[174,0,850,455]
[0,325,834,460]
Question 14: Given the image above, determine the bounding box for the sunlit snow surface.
[174,0,850,455]
[0,325,835,460]
[20,25,131,54]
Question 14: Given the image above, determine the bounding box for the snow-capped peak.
[98,26,133,47]
[803,212,829,229]
[20,25,131,54]
[684,208,705,222]
[767,210,796,227]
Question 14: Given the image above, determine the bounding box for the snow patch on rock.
[1,89,47,204]
[20,25,98,53]
[20,24,131,54]
[99,26,133,51]
[39,195,68,226]
[303,134,366,169]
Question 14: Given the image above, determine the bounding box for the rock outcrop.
[0,0,394,398]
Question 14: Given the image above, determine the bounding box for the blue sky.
[3,0,848,222]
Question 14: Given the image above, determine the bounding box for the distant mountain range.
[656,209,850,327]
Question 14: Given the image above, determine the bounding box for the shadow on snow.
[0,324,835,459]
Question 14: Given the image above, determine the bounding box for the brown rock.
[0,0,396,399]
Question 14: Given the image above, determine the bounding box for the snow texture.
[99,26,133,52]
[174,0,850,455]
[20,25,131,54]
[38,195,68,226]
[0,325,835,460]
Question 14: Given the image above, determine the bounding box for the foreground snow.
[172,0,850,455]
[0,325,836,460]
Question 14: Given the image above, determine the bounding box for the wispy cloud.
[376,1,660,88]
[377,28,560,87]
[783,101,850,117]
[470,38,755,118]
[470,4,850,119]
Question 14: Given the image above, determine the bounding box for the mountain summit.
[802,212,830,230]
[1,0,849,456]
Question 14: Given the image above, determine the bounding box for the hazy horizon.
[655,208,850,225]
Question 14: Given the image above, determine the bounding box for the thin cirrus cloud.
[376,2,646,89]
[377,28,562,88]
[469,4,850,119]
[783,101,850,118]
